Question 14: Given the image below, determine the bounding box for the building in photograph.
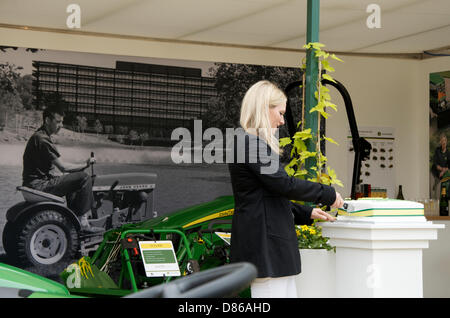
[32,60,217,143]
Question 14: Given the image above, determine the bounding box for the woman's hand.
[85,157,96,169]
[330,192,344,209]
[311,208,336,222]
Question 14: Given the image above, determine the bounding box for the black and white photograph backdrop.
[0,46,303,275]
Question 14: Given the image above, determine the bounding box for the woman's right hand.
[330,192,344,209]
[311,208,336,221]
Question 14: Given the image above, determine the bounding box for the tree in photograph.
[0,63,23,129]
[75,115,88,134]
[119,126,128,135]
[0,62,39,130]
[202,63,302,131]
[128,129,139,145]
[0,63,21,95]
[94,119,103,135]
[104,125,114,134]
[23,110,43,131]
[140,131,149,146]
[16,74,33,110]
[79,116,88,134]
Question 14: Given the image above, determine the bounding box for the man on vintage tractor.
[22,99,102,233]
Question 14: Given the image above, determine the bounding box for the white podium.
[321,199,445,298]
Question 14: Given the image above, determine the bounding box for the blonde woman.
[228,80,344,298]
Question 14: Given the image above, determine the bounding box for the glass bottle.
[396,185,405,200]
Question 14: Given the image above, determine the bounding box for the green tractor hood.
[120,195,234,232]
[0,262,72,298]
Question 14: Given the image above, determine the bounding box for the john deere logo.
[219,209,234,217]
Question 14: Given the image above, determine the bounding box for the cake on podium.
[338,198,425,223]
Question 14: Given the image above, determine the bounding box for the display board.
[138,241,180,277]
[347,127,396,198]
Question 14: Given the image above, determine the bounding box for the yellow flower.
[309,228,317,235]
[301,225,309,231]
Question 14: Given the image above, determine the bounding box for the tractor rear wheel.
[2,221,19,261]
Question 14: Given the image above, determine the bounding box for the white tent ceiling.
[0,0,449,58]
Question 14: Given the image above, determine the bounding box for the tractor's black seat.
[17,186,65,204]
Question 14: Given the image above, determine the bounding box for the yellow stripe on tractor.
[182,209,234,229]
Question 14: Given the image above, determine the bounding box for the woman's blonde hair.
[240,80,287,154]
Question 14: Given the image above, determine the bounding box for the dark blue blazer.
[228,130,336,278]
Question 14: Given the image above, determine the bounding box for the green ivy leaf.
[330,54,344,62]
[321,60,335,72]
[315,50,329,59]
[322,73,336,83]
[294,170,308,177]
[309,42,325,49]
[293,129,312,140]
[320,91,331,101]
[324,100,337,111]
[299,151,317,162]
[290,147,296,158]
[327,167,344,187]
[319,86,331,101]
[319,153,328,162]
[320,174,331,185]
[333,178,344,187]
[323,136,339,145]
[293,138,306,154]
[317,110,329,119]
[327,167,337,179]
[309,101,324,114]
[320,85,330,94]
[279,137,292,147]
[285,165,295,176]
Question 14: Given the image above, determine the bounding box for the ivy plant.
[281,43,344,248]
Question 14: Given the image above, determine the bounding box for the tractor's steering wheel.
[125,262,257,298]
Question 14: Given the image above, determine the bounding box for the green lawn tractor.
[1,195,255,298]
[57,195,239,297]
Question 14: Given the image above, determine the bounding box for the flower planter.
[295,249,336,298]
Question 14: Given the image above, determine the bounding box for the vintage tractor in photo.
[2,164,158,277]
